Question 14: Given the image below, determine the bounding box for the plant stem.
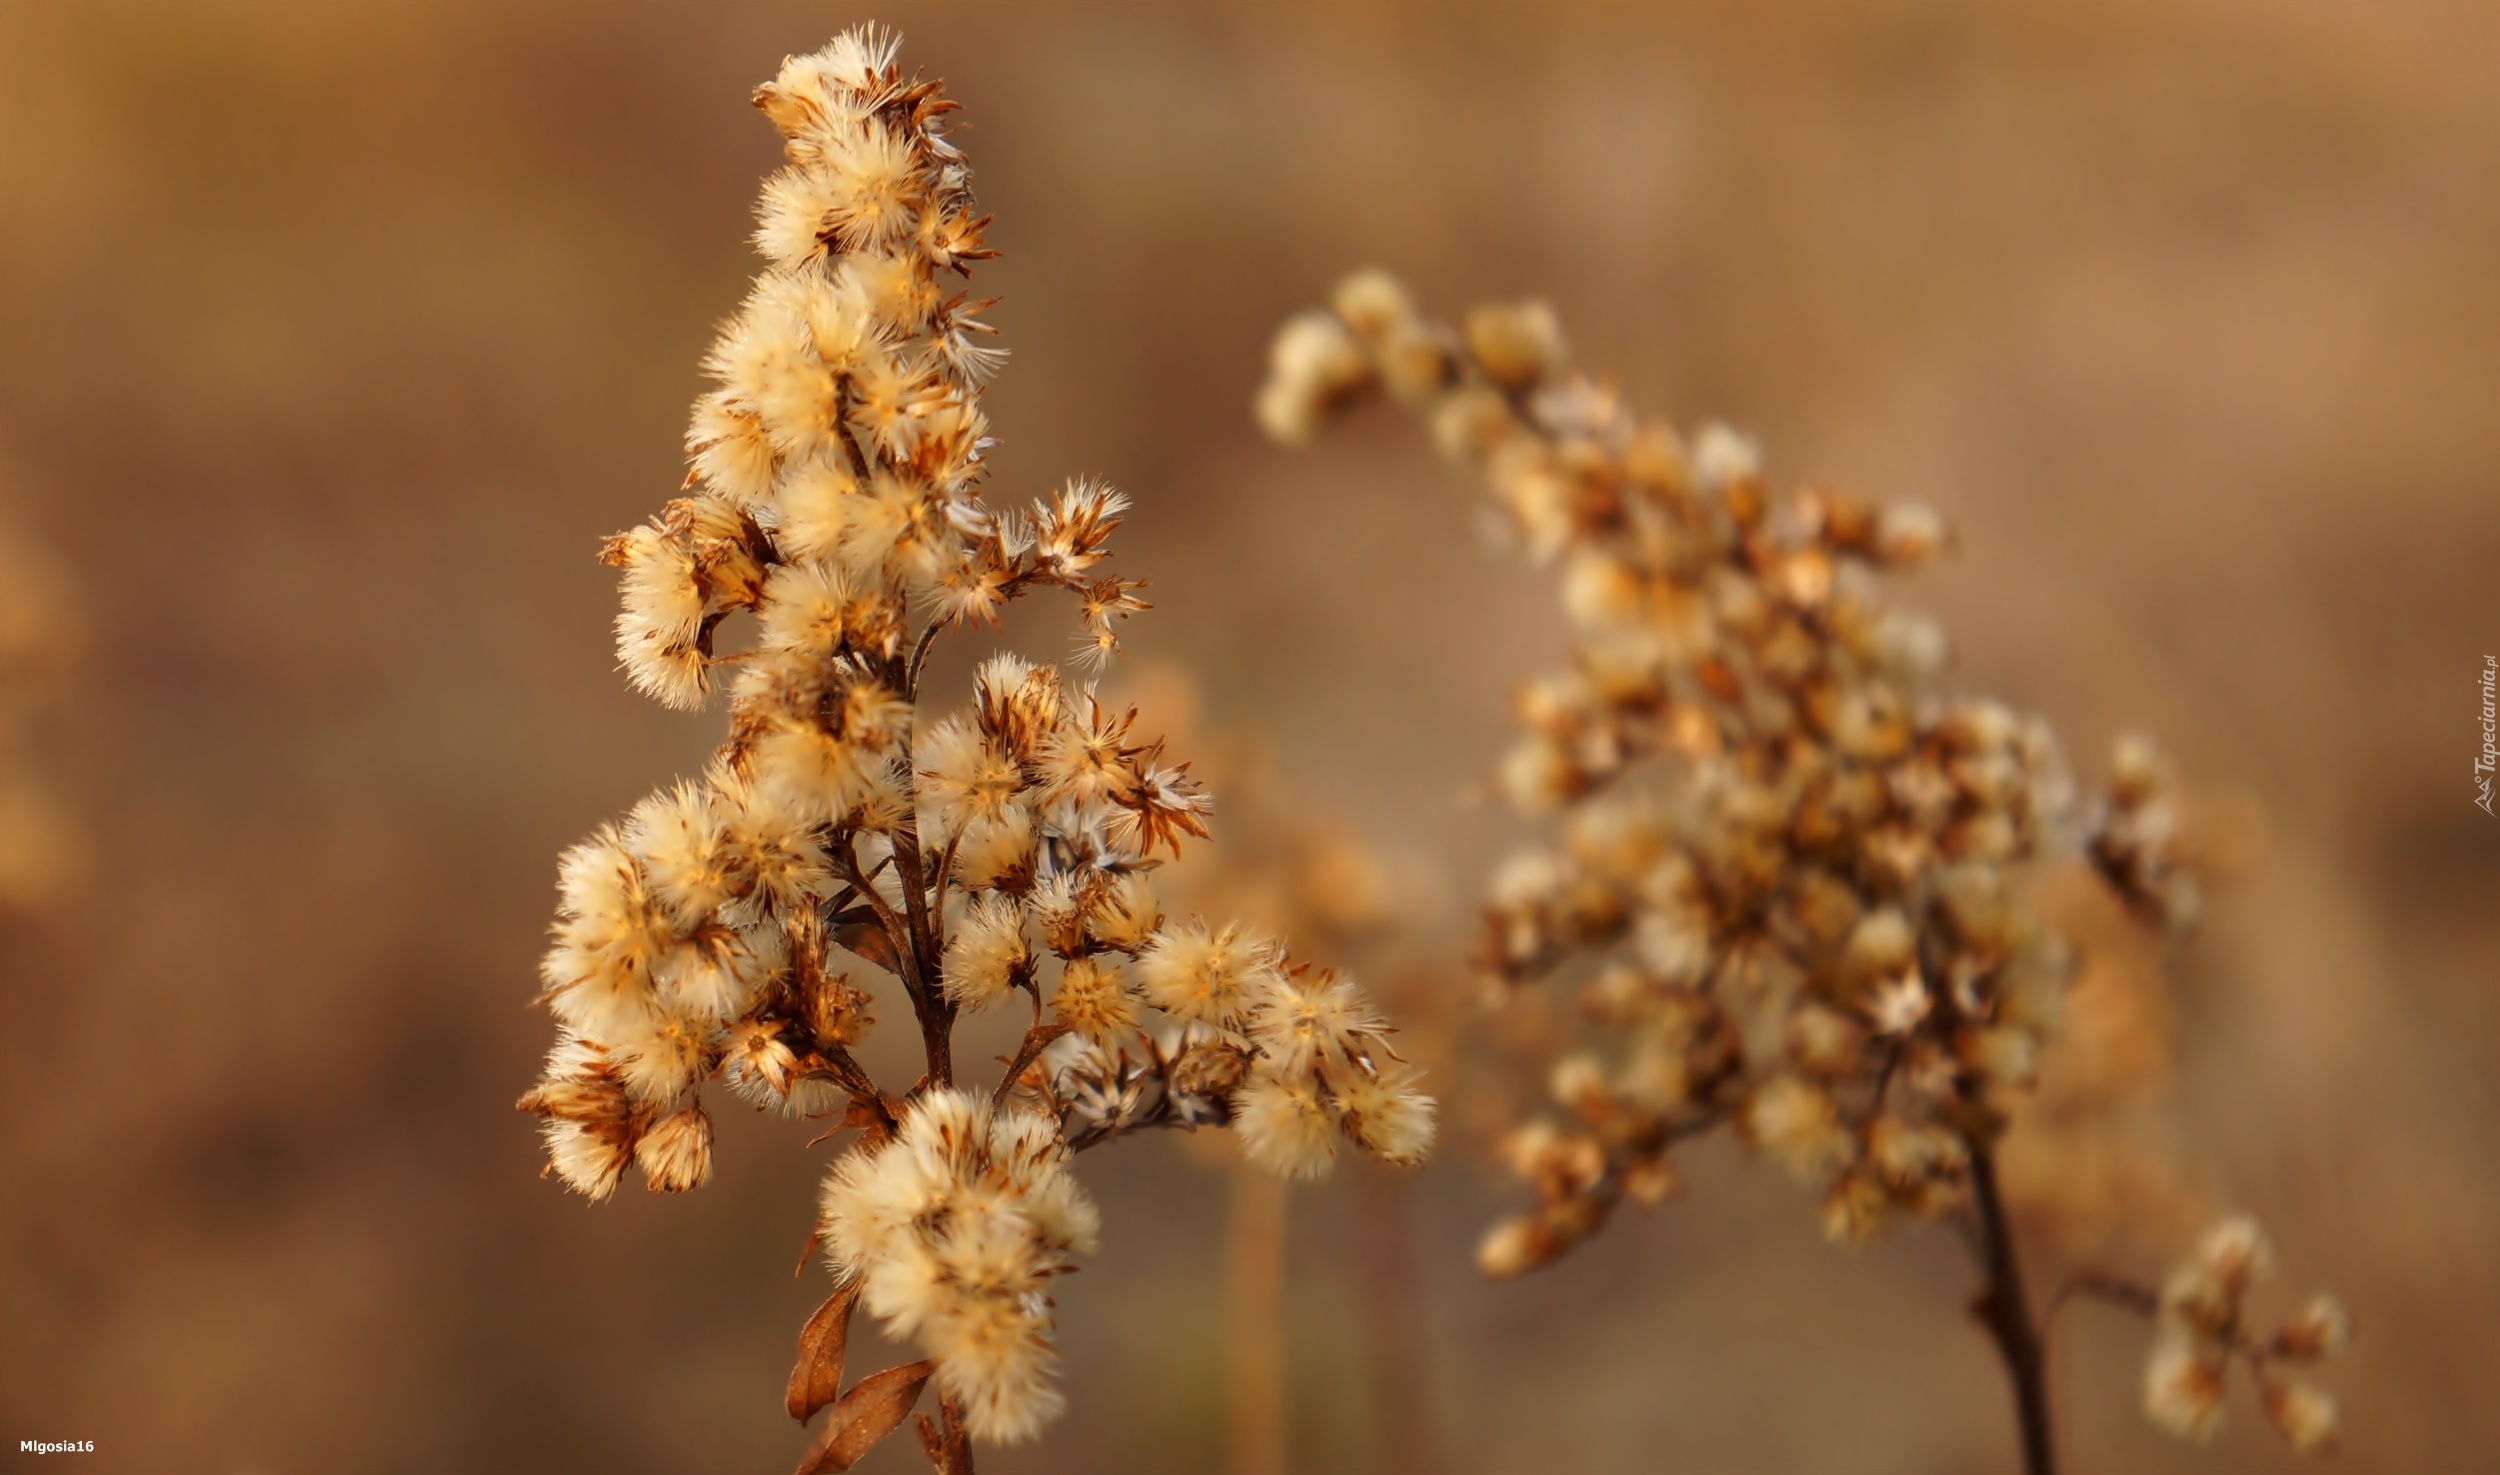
[1353,1161,1442,1475]
[1966,1138,2056,1475]
[1226,1158,1289,1475]
[893,621,955,1089]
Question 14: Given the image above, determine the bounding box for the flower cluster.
[1258,270,2304,1470]
[2140,1218,2348,1453]
[520,36,1427,1471]
[1033,913,1435,1178]
[819,1091,1099,1443]
[1261,269,2192,1271]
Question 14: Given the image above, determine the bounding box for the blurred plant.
[515,35,1432,1475]
[0,505,82,911]
[1117,668,1449,1475]
[1992,870,2206,1272]
[2070,1217,2349,1452]
[1259,272,2344,1472]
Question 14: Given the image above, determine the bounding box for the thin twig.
[906,617,949,699]
[2054,1270,2160,1322]
[991,1022,1071,1109]
[1965,1134,2058,1475]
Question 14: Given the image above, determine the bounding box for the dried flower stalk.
[1260,270,2342,1472]
[1226,1158,1290,1475]
[517,37,1431,1473]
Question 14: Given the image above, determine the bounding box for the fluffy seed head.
[2262,1379,2339,1454]
[1085,870,1161,951]
[1332,1062,1436,1165]
[2144,1336,2227,1443]
[1050,956,1138,1043]
[635,1103,715,1193]
[2277,1294,2352,1360]
[1246,967,1382,1080]
[943,892,1033,1009]
[917,714,1023,845]
[1233,1068,1339,1181]
[1462,300,1565,388]
[817,1090,1098,1444]
[1135,920,1280,1027]
[625,781,736,927]
[954,805,1039,891]
[1747,1075,1850,1181]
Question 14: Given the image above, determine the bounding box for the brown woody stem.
[916,1390,974,1475]
[1966,1138,2057,1475]
[833,848,951,1087]
[890,828,952,1087]
[890,620,957,1092]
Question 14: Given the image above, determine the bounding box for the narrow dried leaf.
[784,1278,861,1422]
[833,917,901,974]
[992,1021,1072,1107]
[793,1360,935,1475]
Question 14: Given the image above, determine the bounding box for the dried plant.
[516,36,1432,1474]
[1259,271,2345,1472]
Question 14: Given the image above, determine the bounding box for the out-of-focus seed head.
[2144,1336,2228,1443]
[1462,300,1566,389]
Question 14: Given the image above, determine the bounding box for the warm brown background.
[1,1,2493,1472]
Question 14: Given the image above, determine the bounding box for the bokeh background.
[2,0,2495,1471]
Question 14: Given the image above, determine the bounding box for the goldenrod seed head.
[1050,955,1138,1043]
[2144,1336,2227,1443]
[943,891,1033,1009]
[635,1103,714,1193]
[1747,1075,1850,1180]
[2262,1379,2339,1454]
[1233,1069,1339,1181]
[1462,300,1565,388]
[1135,919,1280,1027]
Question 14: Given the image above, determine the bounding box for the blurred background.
[2,0,2494,1471]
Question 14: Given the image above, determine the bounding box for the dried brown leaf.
[792,1360,935,1475]
[784,1278,861,1422]
[833,916,901,974]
